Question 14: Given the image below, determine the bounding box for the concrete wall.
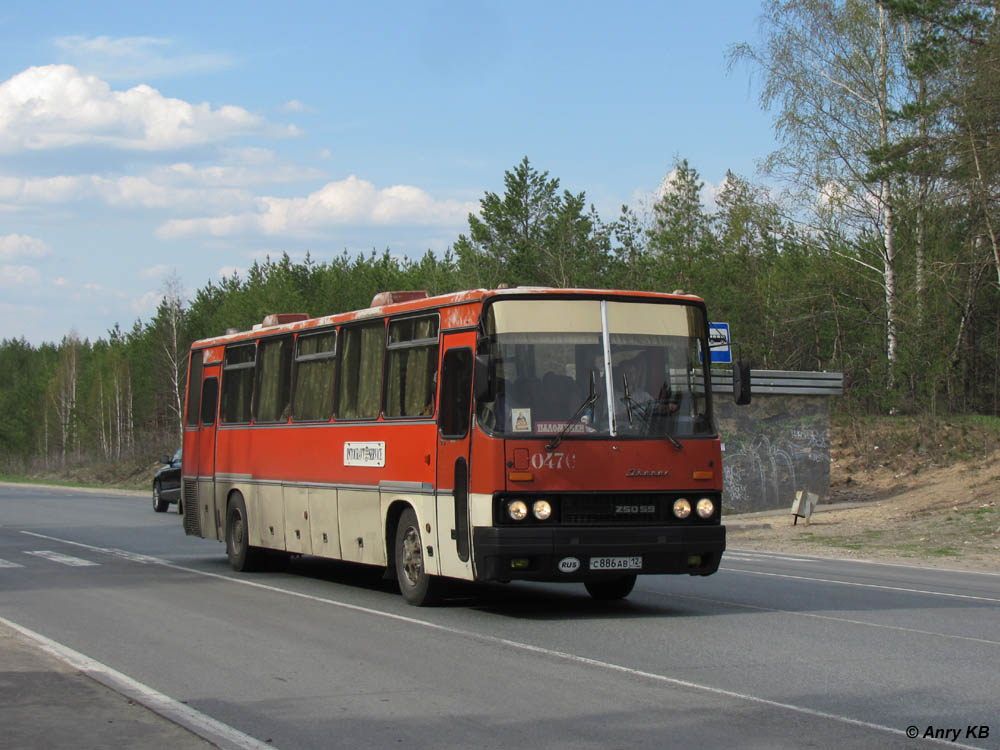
[712,370,842,514]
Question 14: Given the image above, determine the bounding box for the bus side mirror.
[733,359,751,405]
[474,354,494,402]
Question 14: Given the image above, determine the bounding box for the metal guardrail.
[711,369,843,396]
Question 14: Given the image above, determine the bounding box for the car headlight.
[532,500,552,520]
[508,500,528,521]
[673,498,691,519]
[696,498,715,519]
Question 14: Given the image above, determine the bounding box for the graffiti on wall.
[716,398,831,513]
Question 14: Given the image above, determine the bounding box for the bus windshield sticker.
[511,408,532,432]
[344,441,386,468]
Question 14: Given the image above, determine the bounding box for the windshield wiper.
[623,374,682,451]
[546,371,600,451]
[621,371,635,426]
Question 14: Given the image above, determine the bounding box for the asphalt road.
[1,483,998,749]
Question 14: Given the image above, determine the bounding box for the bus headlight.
[532,500,552,520]
[508,500,528,521]
[696,498,715,519]
[673,498,692,519]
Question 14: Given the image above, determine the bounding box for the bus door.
[435,335,475,579]
[195,371,220,540]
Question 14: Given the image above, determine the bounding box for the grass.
[833,413,1000,473]
[789,530,965,558]
[0,474,145,492]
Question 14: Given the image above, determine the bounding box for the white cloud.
[0,64,299,153]
[0,264,41,286]
[0,176,86,203]
[91,175,253,210]
[54,35,236,81]
[0,233,50,261]
[629,169,727,222]
[0,172,254,213]
[152,159,324,188]
[141,264,174,278]
[129,289,164,314]
[156,175,478,239]
[216,265,246,279]
[282,99,309,113]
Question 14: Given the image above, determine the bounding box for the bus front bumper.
[471,524,725,582]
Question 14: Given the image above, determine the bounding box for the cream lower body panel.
[433,491,493,581]
[206,479,474,579]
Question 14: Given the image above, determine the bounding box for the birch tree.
[153,272,187,443]
[731,0,913,385]
[49,333,80,466]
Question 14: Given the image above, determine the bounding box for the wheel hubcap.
[401,526,422,587]
[231,510,244,548]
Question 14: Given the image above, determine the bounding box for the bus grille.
[560,494,667,525]
[182,479,201,536]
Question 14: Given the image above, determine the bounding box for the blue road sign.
[708,322,732,364]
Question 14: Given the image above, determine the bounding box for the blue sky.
[1,0,777,345]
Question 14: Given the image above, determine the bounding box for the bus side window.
[336,322,384,420]
[439,348,473,438]
[200,376,218,426]
[221,343,256,424]
[254,335,293,423]
[186,350,203,427]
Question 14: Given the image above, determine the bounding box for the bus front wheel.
[226,493,260,572]
[584,575,637,601]
[395,508,442,606]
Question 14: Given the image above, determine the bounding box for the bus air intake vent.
[182,479,202,536]
[370,290,429,307]
[261,313,308,327]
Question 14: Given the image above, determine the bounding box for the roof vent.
[370,290,429,307]
[261,313,309,327]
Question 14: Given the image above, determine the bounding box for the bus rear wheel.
[395,508,442,606]
[226,493,260,572]
[584,575,637,601]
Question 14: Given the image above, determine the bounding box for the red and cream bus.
[181,287,750,605]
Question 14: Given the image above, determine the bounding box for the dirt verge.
[726,420,1000,573]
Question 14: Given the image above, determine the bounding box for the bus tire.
[395,508,442,606]
[584,575,637,601]
[152,482,168,513]
[226,493,260,572]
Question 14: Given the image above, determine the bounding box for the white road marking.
[0,557,24,568]
[24,550,98,567]
[21,532,164,564]
[724,552,814,563]
[719,566,1000,604]
[19,529,992,749]
[0,615,275,750]
[150,560,984,748]
[655,590,1000,647]
[728,546,1000,577]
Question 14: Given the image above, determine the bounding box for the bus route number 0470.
[530,452,577,470]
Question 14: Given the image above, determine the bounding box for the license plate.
[589,555,642,571]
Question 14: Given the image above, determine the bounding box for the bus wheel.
[395,508,442,606]
[226,493,260,572]
[584,575,637,601]
[152,482,168,513]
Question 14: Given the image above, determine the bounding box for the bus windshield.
[477,298,715,440]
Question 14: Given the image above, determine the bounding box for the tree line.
[1,0,997,471]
